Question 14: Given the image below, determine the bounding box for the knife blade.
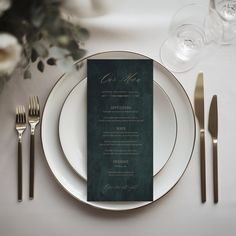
[194,72,206,203]
[208,95,218,138]
[208,95,218,203]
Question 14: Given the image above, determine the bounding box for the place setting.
[2,0,236,235]
[41,51,196,211]
[14,50,219,210]
[8,1,225,211]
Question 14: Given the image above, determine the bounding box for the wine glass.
[160,4,223,73]
[213,0,236,44]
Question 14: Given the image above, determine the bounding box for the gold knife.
[194,72,206,203]
[208,95,218,203]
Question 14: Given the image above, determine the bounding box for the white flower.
[0,33,22,75]
[0,0,11,16]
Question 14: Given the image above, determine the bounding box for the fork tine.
[29,97,31,116]
[30,97,33,116]
[16,106,26,124]
[29,97,32,116]
[19,106,22,123]
[18,106,20,123]
[36,96,40,116]
[28,96,40,117]
[32,96,36,116]
[30,97,33,115]
[31,96,34,116]
[21,106,24,123]
[23,106,26,123]
[24,109,26,123]
[20,106,23,123]
[33,96,36,116]
[34,96,38,115]
[28,98,31,115]
[16,106,19,123]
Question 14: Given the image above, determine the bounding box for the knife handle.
[213,139,218,203]
[200,130,206,203]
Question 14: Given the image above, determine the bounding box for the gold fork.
[28,96,40,199]
[16,105,27,202]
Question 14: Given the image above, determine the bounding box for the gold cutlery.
[194,72,206,203]
[15,105,27,202]
[208,95,218,203]
[28,96,40,199]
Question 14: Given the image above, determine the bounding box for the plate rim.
[41,50,196,211]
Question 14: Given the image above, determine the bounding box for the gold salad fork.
[28,96,40,199]
[16,105,27,202]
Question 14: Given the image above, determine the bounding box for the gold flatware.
[28,96,40,199]
[208,95,218,203]
[194,72,206,203]
[15,105,27,202]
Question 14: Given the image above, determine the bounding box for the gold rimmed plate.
[41,51,196,211]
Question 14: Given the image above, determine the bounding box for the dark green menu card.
[87,59,153,201]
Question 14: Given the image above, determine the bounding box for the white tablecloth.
[1,0,236,235]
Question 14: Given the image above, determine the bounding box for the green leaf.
[57,35,70,47]
[33,43,49,58]
[77,28,89,41]
[47,58,57,65]
[37,61,44,72]
[30,6,45,28]
[68,48,86,61]
[31,48,38,63]
[24,69,31,79]
[65,40,81,60]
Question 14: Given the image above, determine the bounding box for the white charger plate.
[41,51,196,211]
[59,79,177,180]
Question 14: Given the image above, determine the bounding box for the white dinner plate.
[59,78,177,180]
[41,51,196,211]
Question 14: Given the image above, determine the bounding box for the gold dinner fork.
[28,96,40,199]
[15,105,27,202]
